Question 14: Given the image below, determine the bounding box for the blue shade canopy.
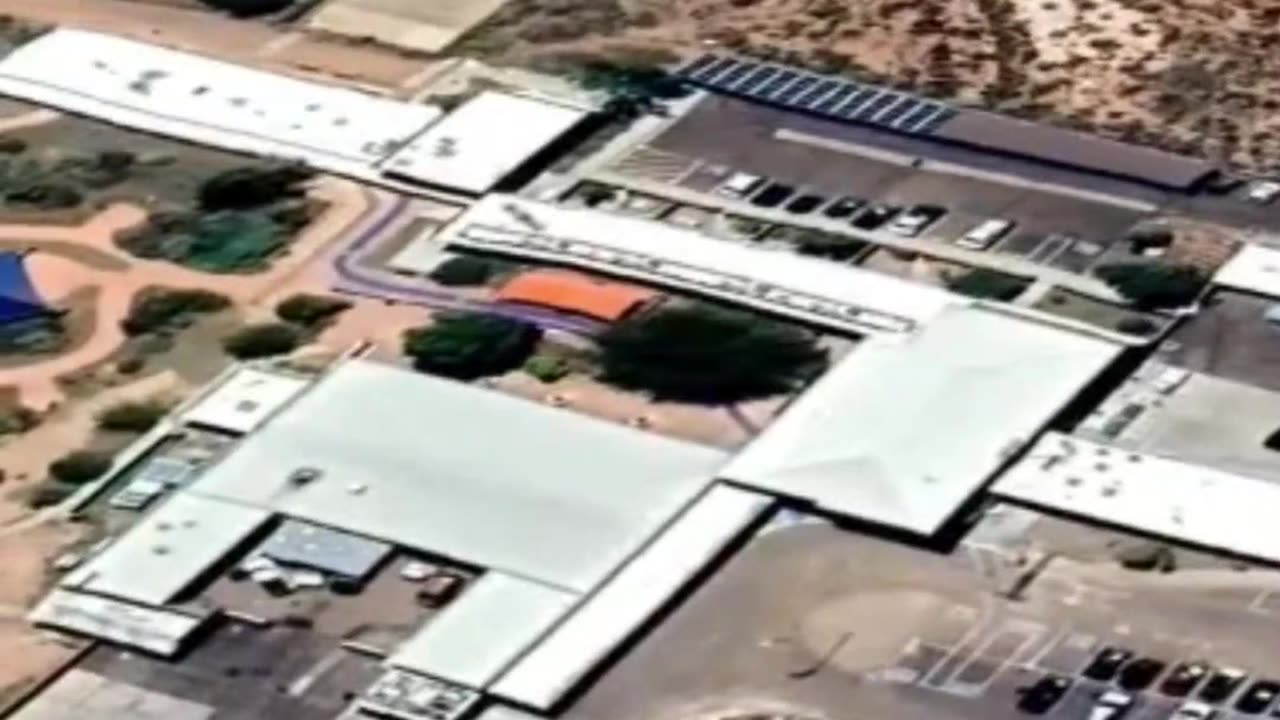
[0,252,50,324]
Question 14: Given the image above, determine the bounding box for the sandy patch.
[25,253,95,303]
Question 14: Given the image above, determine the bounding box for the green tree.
[428,256,510,287]
[403,312,541,380]
[597,304,827,403]
[198,164,312,211]
[121,288,230,336]
[947,268,1030,301]
[1095,262,1206,310]
[222,322,302,359]
[274,293,352,328]
[49,450,111,485]
[96,400,167,433]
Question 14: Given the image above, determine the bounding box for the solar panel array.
[677,54,956,136]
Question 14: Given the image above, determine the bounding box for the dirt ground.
[463,0,1280,174]
[0,0,433,92]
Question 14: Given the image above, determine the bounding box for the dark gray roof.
[935,110,1214,189]
[259,519,392,580]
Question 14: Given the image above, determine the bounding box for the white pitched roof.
[181,366,311,435]
[722,307,1120,534]
[1214,243,1280,298]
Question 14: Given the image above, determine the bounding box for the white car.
[1247,180,1280,204]
[1171,700,1217,720]
[716,171,764,199]
[1089,690,1134,720]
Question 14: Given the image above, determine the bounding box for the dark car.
[850,204,900,230]
[1236,680,1280,714]
[784,193,825,214]
[1200,668,1247,704]
[822,196,864,219]
[1084,646,1135,682]
[750,182,794,208]
[1162,661,1211,698]
[1118,657,1167,691]
[1018,675,1072,714]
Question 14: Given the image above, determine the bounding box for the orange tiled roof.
[496,270,656,321]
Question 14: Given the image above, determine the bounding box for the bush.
[198,0,294,19]
[96,400,167,433]
[199,165,311,211]
[118,206,306,273]
[1116,542,1177,572]
[0,405,37,434]
[27,482,73,509]
[0,138,27,155]
[222,322,302,359]
[428,256,510,287]
[121,288,230,336]
[6,182,82,209]
[274,293,352,328]
[597,304,827,403]
[947,268,1030,301]
[523,354,570,383]
[403,312,541,380]
[49,450,112,485]
[1095,262,1206,310]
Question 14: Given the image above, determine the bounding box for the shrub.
[1116,542,1177,572]
[274,293,352,328]
[6,183,82,209]
[0,137,26,155]
[222,322,302,359]
[0,405,37,434]
[523,354,570,383]
[49,450,112,485]
[597,304,827,403]
[1095,262,1206,310]
[121,288,230,336]
[947,268,1030,301]
[403,312,541,380]
[197,0,294,19]
[96,400,167,433]
[428,256,510,287]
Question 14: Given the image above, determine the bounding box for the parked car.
[888,204,946,237]
[1199,668,1247,704]
[1162,661,1211,698]
[1246,180,1280,204]
[1089,690,1135,720]
[1084,647,1135,682]
[716,171,764,199]
[1018,674,1073,715]
[822,196,865,219]
[785,193,825,214]
[415,570,465,608]
[750,182,794,208]
[1236,680,1280,714]
[1119,657,1167,691]
[957,218,1014,250]
[850,204,900,230]
[1172,700,1217,720]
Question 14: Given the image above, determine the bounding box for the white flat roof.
[189,359,727,593]
[1214,243,1280,298]
[491,484,772,710]
[721,306,1120,534]
[994,432,1280,563]
[419,195,958,336]
[181,366,311,435]
[0,29,441,179]
[381,91,586,194]
[389,572,577,688]
[29,589,208,656]
[61,493,271,606]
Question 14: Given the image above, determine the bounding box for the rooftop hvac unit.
[288,467,322,487]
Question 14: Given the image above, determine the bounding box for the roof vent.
[288,467,322,486]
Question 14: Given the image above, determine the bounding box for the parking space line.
[921,606,993,688]
[1248,589,1273,615]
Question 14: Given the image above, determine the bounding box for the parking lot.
[564,518,1280,720]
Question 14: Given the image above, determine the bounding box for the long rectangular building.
[407,194,959,336]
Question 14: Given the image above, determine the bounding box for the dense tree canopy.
[223,322,303,359]
[947,268,1030,302]
[49,450,112,485]
[274,293,352,328]
[198,164,311,211]
[596,304,827,404]
[1095,262,1206,310]
[97,401,167,433]
[198,0,293,18]
[403,312,541,380]
[428,256,510,287]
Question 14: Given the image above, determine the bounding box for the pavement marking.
[1248,589,1273,615]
